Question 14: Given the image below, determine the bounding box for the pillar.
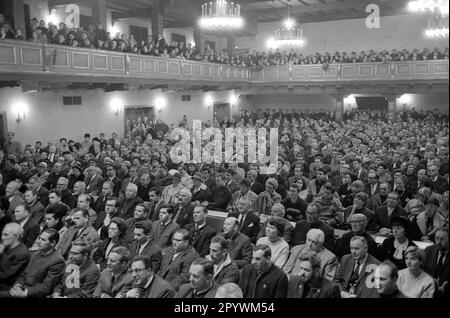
[194,28,205,55]
[151,1,164,43]
[92,0,107,26]
[4,0,26,36]
[334,88,344,122]
[386,95,398,123]
[227,34,236,57]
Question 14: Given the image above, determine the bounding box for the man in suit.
[119,165,139,199]
[152,205,179,249]
[13,204,40,248]
[124,203,151,243]
[51,240,100,298]
[148,187,164,221]
[175,258,219,298]
[173,189,195,229]
[185,205,216,257]
[206,235,239,285]
[226,179,257,214]
[219,217,253,269]
[6,229,65,298]
[283,229,338,281]
[5,181,26,218]
[0,223,30,291]
[225,168,241,194]
[118,183,143,220]
[84,166,104,197]
[125,255,174,298]
[56,177,72,207]
[92,180,115,213]
[157,228,199,291]
[367,182,390,212]
[373,191,408,235]
[24,189,45,225]
[334,236,380,298]
[423,227,449,297]
[428,165,449,194]
[58,209,100,259]
[228,198,260,245]
[287,251,341,298]
[105,165,122,197]
[352,158,368,184]
[239,244,288,298]
[247,169,264,195]
[207,173,232,211]
[93,246,133,298]
[365,171,380,199]
[94,197,120,240]
[129,221,162,273]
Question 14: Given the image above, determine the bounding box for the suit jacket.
[175,282,219,298]
[108,176,122,197]
[353,168,368,184]
[157,246,199,291]
[227,180,240,194]
[287,275,341,298]
[0,242,30,288]
[377,236,416,270]
[250,182,264,195]
[136,275,174,298]
[16,248,65,298]
[22,217,41,248]
[367,194,387,212]
[185,223,217,257]
[124,217,152,243]
[431,176,449,194]
[28,201,45,224]
[7,195,26,217]
[119,177,139,198]
[239,262,288,298]
[93,237,129,270]
[58,225,101,258]
[36,187,50,207]
[283,245,338,281]
[93,267,133,298]
[174,203,194,229]
[53,259,100,298]
[373,206,408,231]
[129,240,162,273]
[292,220,335,252]
[228,211,261,245]
[206,255,240,285]
[148,200,164,221]
[118,196,143,220]
[334,254,380,298]
[218,232,253,269]
[152,220,180,249]
[92,195,113,213]
[423,245,449,286]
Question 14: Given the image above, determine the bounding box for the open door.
[214,102,230,123]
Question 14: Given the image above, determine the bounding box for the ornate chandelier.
[268,2,305,48]
[200,0,244,30]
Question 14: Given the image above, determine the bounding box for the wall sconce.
[155,96,167,114]
[204,95,214,110]
[13,102,27,123]
[115,104,123,116]
[399,94,411,107]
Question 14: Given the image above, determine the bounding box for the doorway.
[355,96,389,111]
[0,112,8,151]
[214,103,230,123]
[124,106,154,136]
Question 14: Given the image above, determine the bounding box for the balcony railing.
[0,40,448,84]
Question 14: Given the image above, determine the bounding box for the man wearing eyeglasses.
[126,255,174,298]
[51,240,100,298]
[368,182,390,211]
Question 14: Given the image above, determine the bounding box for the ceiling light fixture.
[200,0,244,30]
[269,1,305,48]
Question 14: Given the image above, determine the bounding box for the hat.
[192,172,204,181]
[37,162,48,169]
[391,216,411,233]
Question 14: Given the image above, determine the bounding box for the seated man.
[228,198,260,245]
[219,217,253,269]
[129,222,162,273]
[373,191,408,235]
[423,227,449,298]
[215,282,243,298]
[174,258,219,298]
[0,223,30,291]
[374,260,407,298]
[239,244,288,298]
[51,240,100,298]
[283,229,337,281]
[185,205,216,257]
[157,229,199,291]
[151,205,180,249]
[13,204,40,248]
[334,236,380,298]
[292,203,335,251]
[206,236,239,285]
[287,251,341,298]
[5,229,65,298]
[206,173,232,211]
[93,246,133,298]
[258,203,294,244]
[124,203,152,243]
[125,255,174,298]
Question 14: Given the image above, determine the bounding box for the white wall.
[242,94,336,111]
[24,0,49,21]
[236,14,449,54]
[397,94,449,113]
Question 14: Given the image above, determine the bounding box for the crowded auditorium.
[0,0,448,301]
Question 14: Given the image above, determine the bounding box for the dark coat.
[218,232,253,269]
[148,200,164,221]
[93,237,129,271]
[28,201,46,225]
[118,196,143,220]
[208,185,232,211]
[228,211,260,245]
[292,220,335,251]
[16,248,65,298]
[287,275,341,298]
[335,231,378,261]
[93,267,133,298]
[423,245,449,286]
[0,242,30,289]
[250,182,264,195]
[212,257,240,285]
[377,236,416,270]
[135,275,174,298]
[185,223,217,257]
[129,240,162,273]
[53,258,100,298]
[152,220,179,249]
[174,203,194,229]
[22,217,41,248]
[373,206,408,231]
[175,282,219,298]
[157,246,199,291]
[239,263,288,298]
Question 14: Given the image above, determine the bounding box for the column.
[92,0,107,26]
[5,0,26,35]
[227,34,236,57]
[194,28,205,55]
[334,88,344,122]
[151,1,164,43]
[386,95,398,123]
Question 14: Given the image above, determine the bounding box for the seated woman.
[340,192,375,231]
[377,216,416,270]
[397,246,435,298]
[93,217,129,270]
[412,198,447,242]
[256,216,289,269]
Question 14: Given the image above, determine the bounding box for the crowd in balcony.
[1,14,449,69]
[0,105,448,298]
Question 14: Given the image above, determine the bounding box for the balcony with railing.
[0,40,448,86]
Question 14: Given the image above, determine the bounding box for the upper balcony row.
[0,40,448,85]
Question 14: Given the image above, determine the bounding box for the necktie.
[435,252,445,276]
[349,261,361,286]
[136,244,141,255]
